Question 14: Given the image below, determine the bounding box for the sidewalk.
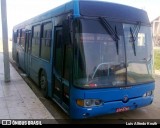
[0,52,55,120]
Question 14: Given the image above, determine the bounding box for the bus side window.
[41,22,52,61]
[13,31,17,43]
[20,29,25,49]
[17,29,21,45]
[31,25,41,57]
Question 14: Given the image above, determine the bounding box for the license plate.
[116,107,129,113]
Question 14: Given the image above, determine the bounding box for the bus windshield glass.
[123,24,154,85]
[73,18,154,89]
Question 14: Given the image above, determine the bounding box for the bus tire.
[39,70,48,98]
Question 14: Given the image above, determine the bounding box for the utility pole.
[1,0,10,82]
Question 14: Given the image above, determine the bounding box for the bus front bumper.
[70,96,153,119]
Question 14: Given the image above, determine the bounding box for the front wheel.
[40,70,48,98]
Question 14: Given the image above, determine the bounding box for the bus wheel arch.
[39,69,48,98]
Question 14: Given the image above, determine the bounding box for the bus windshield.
[73,18,154,89]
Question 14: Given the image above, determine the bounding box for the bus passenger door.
[24,30,31,75]
[53,26,70,110]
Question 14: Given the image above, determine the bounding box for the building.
[151,16,160,47]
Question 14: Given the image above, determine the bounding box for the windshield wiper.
[129,22,141,56]
[99,17,120,54]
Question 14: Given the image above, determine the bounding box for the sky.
[1,0,160,38]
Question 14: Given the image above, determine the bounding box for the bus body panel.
[70,95,153,119]
[28,55,53,97]
[70,82,154,119]
[29,56,52,86]
[84,83,154,101]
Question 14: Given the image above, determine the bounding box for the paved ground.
[0,53,56,122]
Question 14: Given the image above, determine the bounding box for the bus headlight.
[77,99,103,107]
[95,99,102,105]
[143,91,153,97]
[85,100,93,107]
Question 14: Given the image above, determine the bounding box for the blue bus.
[12,0,155,119]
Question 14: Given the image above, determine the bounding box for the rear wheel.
[40,70,48,98]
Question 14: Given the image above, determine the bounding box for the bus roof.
[14,0,150,29]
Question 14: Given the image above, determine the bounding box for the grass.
[154,49,160,70]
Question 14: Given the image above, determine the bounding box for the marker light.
[89,83,97,88]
